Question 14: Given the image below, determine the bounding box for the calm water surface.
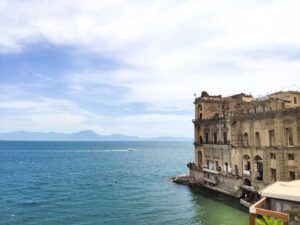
[0,141,248,225]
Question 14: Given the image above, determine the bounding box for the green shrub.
[255,215,284,225]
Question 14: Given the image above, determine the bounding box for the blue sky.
[1,0,300,137]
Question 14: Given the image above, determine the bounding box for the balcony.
[203,141,231,145]
[203,167,220,174]
[243,170,251,176]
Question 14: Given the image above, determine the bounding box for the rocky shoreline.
[170,174,196,186]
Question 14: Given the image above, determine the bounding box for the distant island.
[0,130,192,142]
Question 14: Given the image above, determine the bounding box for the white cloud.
[1,0,300,136]
[0,96,192,137]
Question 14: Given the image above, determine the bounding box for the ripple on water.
[0,141,248,225]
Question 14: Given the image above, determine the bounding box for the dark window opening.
[234,165,239,176]
[270,169,276,181]
[288,154,295,160]
[289,171,295,180]
[255,132,260,147]
[223,132,227,144]
[269,130,275,146]
[294,97,297,104]
[243,133,249,146]
[245,161,251,171]
[286,128,294,146]
[214,132,217,144]
[270,153,276,159]
[205,133,209,143]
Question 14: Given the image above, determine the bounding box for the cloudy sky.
[1,0,300,137]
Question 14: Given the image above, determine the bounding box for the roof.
[261,180,300,202]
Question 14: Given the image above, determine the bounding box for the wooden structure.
[249,197,289,225]
[249,180,300,225]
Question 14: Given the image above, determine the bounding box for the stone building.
[189,91,300,199]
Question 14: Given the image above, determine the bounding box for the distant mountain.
[0,130,192,142]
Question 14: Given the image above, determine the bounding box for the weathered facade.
[190,91,300,198]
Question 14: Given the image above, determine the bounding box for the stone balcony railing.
[203,141,231,145]
[202,167,220,174]
[243,170,251,176]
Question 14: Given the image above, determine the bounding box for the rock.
[170,174,195,185]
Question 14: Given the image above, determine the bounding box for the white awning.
[261,180,300,202]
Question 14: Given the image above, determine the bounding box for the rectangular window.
[269,130,275,146]
[294,97,297,104]
[289,171,296,180]
[214,132,217,144]
[270,169,277,181]
[206,159,209,169]
[206,160,210,169]
[205,133,209,143]
[286,128,294,146]
[288,154,294,160]
[255,132,260,147]
[270,153,276,159]
[223,132,227,144]
[215,161,219,171]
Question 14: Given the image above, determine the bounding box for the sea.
[0,141,248,225]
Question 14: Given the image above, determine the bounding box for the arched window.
[197,151,203,166]
[243,133,249,146]
[254,155,263,181]
[255,132,260,147]
[242,155,251,172]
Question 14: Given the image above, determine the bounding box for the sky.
[1,0,300,137]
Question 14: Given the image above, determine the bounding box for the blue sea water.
[0,141,248,225]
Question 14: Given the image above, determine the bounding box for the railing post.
[249,213,255,225]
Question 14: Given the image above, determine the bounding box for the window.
[199,113,203,120]
[270,169,277,181]
[225,162,228,173]
[288,154,294,160]
[234,165,239,176]
[255,132,260,147]
[243,133,249,146]
[205,133,209,143]
[215,161,219,170]
[200,136,203,144]
[286,128,294,146]
[244,161,251,171]
[289,171,296,180]
[214,132,217,144]
[206,160,210,168]
[269,130,275,146]
[223,132,227,144]
[270,153,276,159]
[294,97,297,104]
